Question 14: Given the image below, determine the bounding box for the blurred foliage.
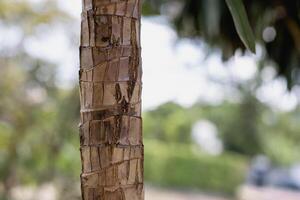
[0,0,68,34]
[0,65,81,199]
[144,139,247,194]
[0,0,79,199]
[143,102,192,143]
[143,0,300,89]
[144,98,300,165]
[261,107,300,165]
[201,94,264,156]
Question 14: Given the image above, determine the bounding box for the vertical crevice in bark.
[79,0,143,199]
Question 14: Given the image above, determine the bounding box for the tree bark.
[79,0,143,199]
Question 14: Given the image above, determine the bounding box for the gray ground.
[9,183,300,200]
[145,186,230,200]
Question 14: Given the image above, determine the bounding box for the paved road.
[10,183,300,200]
[237,185,300,200]
[145,186,229,200]
[146,185,300,200]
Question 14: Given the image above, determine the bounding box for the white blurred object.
[262,27,277,43]
[192,120,223,155]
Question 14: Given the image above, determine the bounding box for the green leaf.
[225,0,256,53]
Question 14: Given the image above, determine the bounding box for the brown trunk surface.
[79,0,143,199]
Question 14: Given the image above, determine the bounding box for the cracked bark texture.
[79,0,143,199]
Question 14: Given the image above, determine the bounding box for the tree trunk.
[79,0,143,199]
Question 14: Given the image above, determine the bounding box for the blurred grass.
[144,139,248,194]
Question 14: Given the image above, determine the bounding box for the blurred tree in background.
[144,0,300,89]
[143,102,193,143]
[0,1,80,199]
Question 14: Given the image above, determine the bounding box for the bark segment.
[79,0,143,199]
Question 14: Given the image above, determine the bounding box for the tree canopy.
[144,0,300,89]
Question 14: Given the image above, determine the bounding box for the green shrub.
[144,139,248,194]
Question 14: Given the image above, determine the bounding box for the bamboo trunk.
[79,0,143,199]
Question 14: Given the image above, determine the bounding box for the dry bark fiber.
[79,0,143,199]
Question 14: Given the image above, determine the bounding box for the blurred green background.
[0,0,300,200]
